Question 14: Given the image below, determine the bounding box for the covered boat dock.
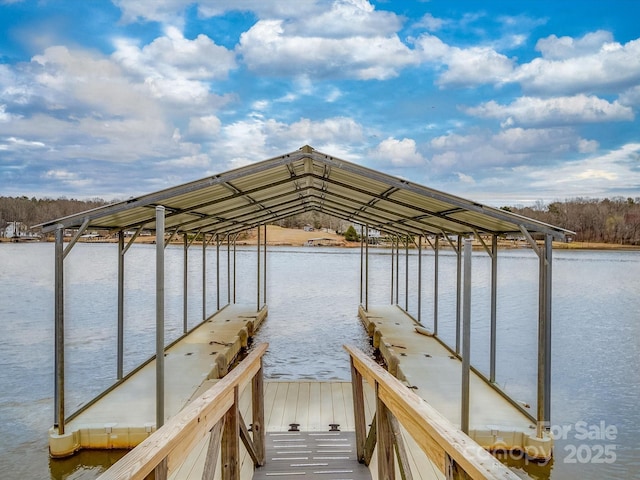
[39,145,572,478]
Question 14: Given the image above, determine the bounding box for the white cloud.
[214,116,366,169]
[112,28,235,108]
[237,1,417,80]
[0,136,46,150]
[112,0,192,25]
[414,13,447,32]
[43,169,93,189]
[455,172,475,184]
[371,137,426,167]
[285,0,401,39]
[525,143,640,197]
[465,95,634,127]
[114,27,235,81]
[0,104,13,122]
[512,33,640,94]
[415,33,515,86]
[196,0,320,20]
[535,30,613,60]
[30,45,161,118]
[186,115,222,141]
[620,85,640,106]
[429,127,597,172]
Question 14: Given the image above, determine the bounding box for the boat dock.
[38,146,572,479]
[50,301,548,478]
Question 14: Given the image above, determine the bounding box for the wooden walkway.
[169,381,444,480]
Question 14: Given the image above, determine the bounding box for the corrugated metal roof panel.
[37,146,573,240]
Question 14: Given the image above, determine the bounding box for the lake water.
[0,242,638,479]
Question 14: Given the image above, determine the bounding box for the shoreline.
[2,224,639,251]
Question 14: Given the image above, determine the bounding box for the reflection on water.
[1,244,639,479]
[49,451,127,480]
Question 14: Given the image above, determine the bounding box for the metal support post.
[233,234,237,304]
[54,226,65,433]
[418,235,422,323]
[365,225,369,311]
[490,235,498,383]
[434,236,439,335]
[156,206,165,428]
[405,235,409,312]
[456,236,462,354]
[390,235,394,304]
[395,235,399,304]
[461,238,472,434]
[183,233,188,334]
[544,234,552,427]
[537,234,553,437]
[117,231,125,379]
[216,234,220,311]
[263,224,267,305]
[202,234,207,322]
[257,225,261,312]
[227,234,231,305]
[359,226,364,305]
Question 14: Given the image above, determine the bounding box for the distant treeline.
[2,195,640,245]
[0,196,108,231]
[506,197,640,245]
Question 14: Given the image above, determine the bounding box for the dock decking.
[49,304,267,457]
[359,304,552,459]
[170,381,444,480]
[54,303,550,477]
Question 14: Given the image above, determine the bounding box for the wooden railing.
[97,343,268,480]
[345,345,523,480]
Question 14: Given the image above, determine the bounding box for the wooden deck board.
[294,381,311,429]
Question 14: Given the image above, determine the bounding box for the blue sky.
[1,0,639,206]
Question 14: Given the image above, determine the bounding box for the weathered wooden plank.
[284,382,300,427]
[201,418,224,480]
[262,381,278,429]
[269,383,290,431]
[377,385,395,480]
[155,457,168,480]
[363,412,377,466]
[320,382,334,429]
[390,413,414,480]
[294,382,311,429]
[341,382,355,431]
[251,364,265,466]
[221,386,239,480]
[331,381,348,430]
[307,382,322,429]
[351,360,367,463]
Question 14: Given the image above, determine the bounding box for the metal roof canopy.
[39,145,572,240]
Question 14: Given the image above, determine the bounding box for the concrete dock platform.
[359,304,552,459]
[49,304,267,457]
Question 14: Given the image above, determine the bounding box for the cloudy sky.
[1,0,639,206]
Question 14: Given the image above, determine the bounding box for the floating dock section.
[49,304,267,457]
[359,304,552,459]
